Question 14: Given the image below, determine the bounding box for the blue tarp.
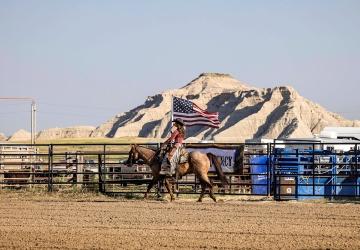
[250,155,269,195]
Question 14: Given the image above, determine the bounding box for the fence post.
[103,145,106,193]
[272,142,277,200]
[312,143,315,197]
[98,154,103,193]
[48,144,53,192]
[75,152,83,188]
[267,143,271,197]
[355,143,358,197]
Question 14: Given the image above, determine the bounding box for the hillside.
[7,129,31,142]
[36,126,96,141]
[91,73,360,142]
[0,133,7,142]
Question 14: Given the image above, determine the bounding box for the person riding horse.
[160,118,185,176]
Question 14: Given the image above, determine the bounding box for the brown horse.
[127,144,228,202]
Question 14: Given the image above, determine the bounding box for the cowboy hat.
[172,118,185,126]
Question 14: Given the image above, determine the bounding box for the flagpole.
[168,95,174,137]
[165,95,174,139]
[171,95,174,122]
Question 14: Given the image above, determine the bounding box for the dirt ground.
[0,191,359,249]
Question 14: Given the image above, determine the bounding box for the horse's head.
[127,144,158,166]
[127,144,139,166]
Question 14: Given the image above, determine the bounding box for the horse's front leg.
[156,176,164,199]
[144,177,157,199]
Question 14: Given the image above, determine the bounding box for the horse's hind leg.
[199,175,217,203]
[197,183,206,202]
[209,187,217,202]
[164,178,175,201]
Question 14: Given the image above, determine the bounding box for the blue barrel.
[250,156,269,195]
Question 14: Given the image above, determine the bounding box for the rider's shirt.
[165,129,184,146]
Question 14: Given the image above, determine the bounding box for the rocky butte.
[91,73,360,142]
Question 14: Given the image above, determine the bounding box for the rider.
[160,118,186,176]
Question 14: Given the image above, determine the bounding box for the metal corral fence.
[0,142,359,200]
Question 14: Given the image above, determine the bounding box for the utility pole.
[31,100,37,144]
[0,97,37,144]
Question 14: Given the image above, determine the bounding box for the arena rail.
[0,142,358,200]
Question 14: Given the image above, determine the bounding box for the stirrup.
[159,166,170,176]
[160,167,170,175]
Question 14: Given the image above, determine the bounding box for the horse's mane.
[133,144,157,152]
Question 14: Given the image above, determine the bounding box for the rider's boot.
[166,148,176,176]
[170,164,176,176]
[160,157,171,176]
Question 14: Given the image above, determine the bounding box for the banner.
[186,147,237,172]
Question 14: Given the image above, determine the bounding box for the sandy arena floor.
[0,191,359,249]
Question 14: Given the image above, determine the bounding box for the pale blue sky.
[0,0,359,136]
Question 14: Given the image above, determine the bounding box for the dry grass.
[10,136,163,145]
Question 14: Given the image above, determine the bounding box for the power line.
[0,111,29,115]
[38,101,118,110]
[0,97,36,144]
[38,111,109,118]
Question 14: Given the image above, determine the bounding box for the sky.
[0,0,359,136]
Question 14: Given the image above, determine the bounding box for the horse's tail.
[207,153,228,187]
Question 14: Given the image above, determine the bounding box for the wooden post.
[0,169,3,189]
[76,153,83,188]
[0,146,3,189]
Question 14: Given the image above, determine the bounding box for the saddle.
[178,147,189,164]
[158,146,189,165]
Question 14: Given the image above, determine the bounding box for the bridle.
[127,145,159,166]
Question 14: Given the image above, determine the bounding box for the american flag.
[172,97,220,128]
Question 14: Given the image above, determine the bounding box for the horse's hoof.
[197,199,202,202]
[157,197,167,202]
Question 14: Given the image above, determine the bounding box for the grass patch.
[34,137,163,145]
[0,188,113,202]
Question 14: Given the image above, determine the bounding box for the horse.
[127,144,228,202]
